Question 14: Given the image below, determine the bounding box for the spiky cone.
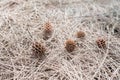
[32,42,46,58]
[43,22,53,40]
[96,38,106,48]
[65,39,76,53]
[76,31,85,38]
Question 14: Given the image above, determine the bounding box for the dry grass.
[0,0,120,80]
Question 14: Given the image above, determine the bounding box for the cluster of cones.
[32,22,107,58]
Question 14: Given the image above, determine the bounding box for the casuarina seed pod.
[43,22,53,40]
[96,38,106,48]
[32,42,46,58]
[65,39,76,53]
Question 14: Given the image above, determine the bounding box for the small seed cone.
[65,39,76,53]
[43,22,53,40]
[76,31,85,38]
[32,42,46,58]
[96,38,106,48]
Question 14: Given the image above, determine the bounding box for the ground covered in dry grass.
[0,0,120,80]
